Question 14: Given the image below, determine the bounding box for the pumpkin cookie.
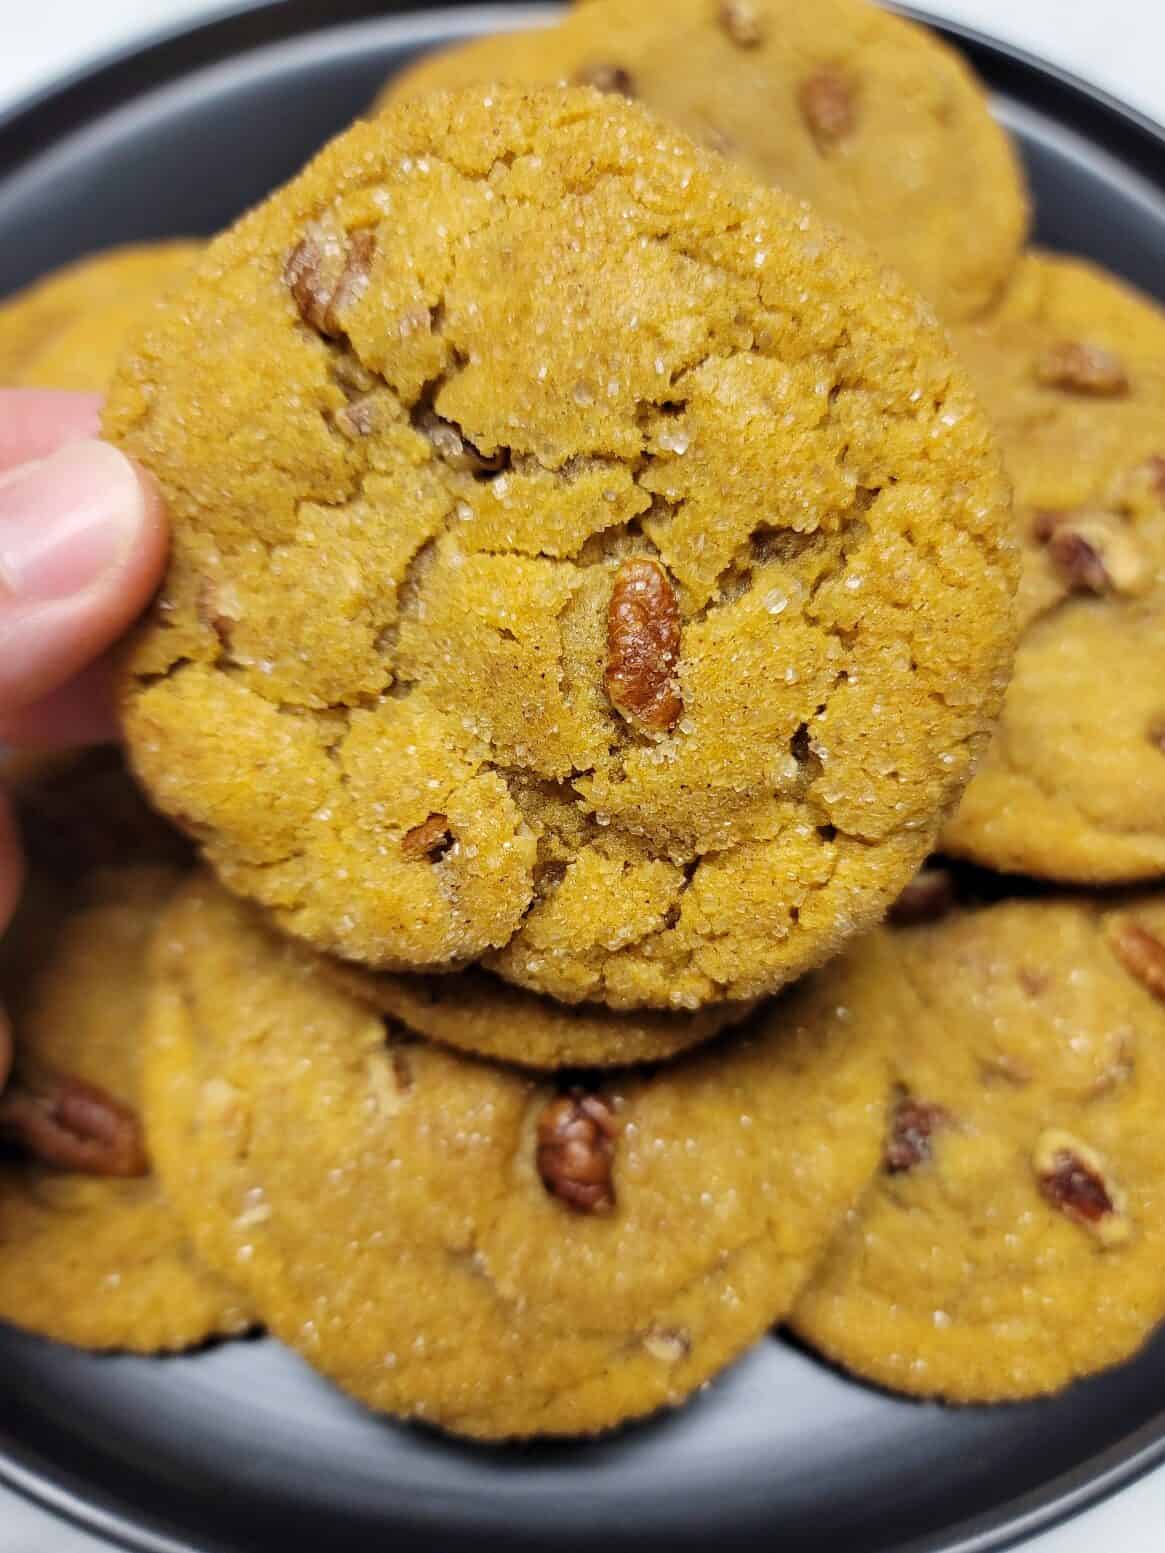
[791,895,1165,1402]
[0,865,251,1351]
[0,241,200,390]
[108,86,1016,1011]
[143,873,888,1440]
[323,959,754,1068]
[943,254,1165,882]
[11,756,706,1073]
[377,0,1029,320]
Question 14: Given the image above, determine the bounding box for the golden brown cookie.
[7,748,743,1068]
[108,86,1016,1012]
[791,895,1165,1402]
[377,0,1029,320]
[0,241,200,390]
[323,959,754,1068]
[943,254,1165,881]
[0,865,251,1351]
[143,873,888,1439]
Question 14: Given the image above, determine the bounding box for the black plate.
[3,4,1165,1550]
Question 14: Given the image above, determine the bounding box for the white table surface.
[2,0,1165,1548]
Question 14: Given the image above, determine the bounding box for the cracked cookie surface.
[376,0,1029,321]
[143,873,887,1439]
[791,896,1165,1402]
[108,86,1016,1009]
[943,254,1165,882]
[0,242,201,391]
[0,864,251,1351]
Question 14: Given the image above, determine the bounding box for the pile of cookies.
[1,0,1164,1440]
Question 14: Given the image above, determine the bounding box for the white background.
[1,0,1164,1549]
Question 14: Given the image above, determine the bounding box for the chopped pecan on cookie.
[718,0,765,48]
[1033,509,1148,597]
[284,222,375,337]
[536,1089,618,1213]
[572,62,634,95]
[887,867,956,926]
[0,1070,148,1177]
[1034,341,1129,397]
[799,70,857,152]
[605,558,683,732]
[642,1325,691,1362]
[1034,1129,1131,1247]
[1109,920,1165,1003]
[401,814,453,861]
[413,406,509,475]
[885,1093,949,1173]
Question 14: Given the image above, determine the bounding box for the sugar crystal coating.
[108,86,1016,1007]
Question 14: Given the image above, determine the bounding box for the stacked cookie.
[367,0,1165,1407]
[98,82,1013,1438]
[0,753,251,1352]
[0,0,1162,1440]
[0,243,201,391]
[376,0,1030,322]
[790,250,1165,1406]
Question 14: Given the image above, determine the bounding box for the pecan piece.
[572,63,635,96]
[536,1090,618,1214]
[1044,528,1109,594]
[885,1093,949,1174]
[1109,920,1165,1003]
[642,1326,691,1362]
[197,579,242,648]
[888,867,956,926]
[335,395,379,439]
[402,813,453,861]
[1148,719,1165,755]
[332,352,378,396]
[1036,510,1148,597]
[1034,1130,1131,1247]
[285,224,376,338]
[605,558,684,731]
[1016,968,1048,999]
[413,406,508,476]
[1034,341,1129,397]
[0,1071,148,1177]
[718,0,765,48]
[799,69,857,152]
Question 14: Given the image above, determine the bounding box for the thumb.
[0,440,166,713]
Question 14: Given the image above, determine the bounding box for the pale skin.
[0,389,168,1084]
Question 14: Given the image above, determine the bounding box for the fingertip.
[0,390,103,469]
[120,457,170,599]
[0,656,120,748]
[0,440,169,711]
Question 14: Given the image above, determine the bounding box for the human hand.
[0,389,167,1085]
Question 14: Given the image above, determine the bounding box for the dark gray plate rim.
[1,3,1165,1550]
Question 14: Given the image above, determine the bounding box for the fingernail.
[0,440,146,603]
